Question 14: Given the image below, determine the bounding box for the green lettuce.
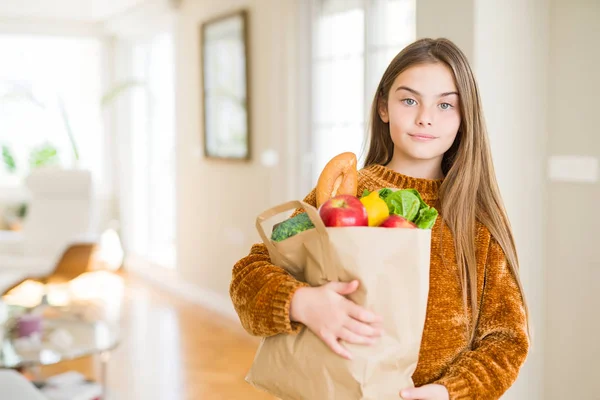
[361,188,393,200]
[383,190,421,221]
[414,207,438,229]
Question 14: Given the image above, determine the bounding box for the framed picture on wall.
[200,9,251,161]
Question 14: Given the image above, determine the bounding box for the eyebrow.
[395,85,459,98]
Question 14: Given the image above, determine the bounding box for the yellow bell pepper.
[360,191,390,227]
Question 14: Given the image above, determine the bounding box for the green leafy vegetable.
[361,188,393,200]
[401,189,428,209]
[379,188,439,229]
[384,190,421,221]
[378,188,393,200]
[414,207,438,229]
[271,212,315,242]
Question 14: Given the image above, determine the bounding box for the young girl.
[230,38,529,400]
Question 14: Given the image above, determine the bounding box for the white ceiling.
[0,0,148,22]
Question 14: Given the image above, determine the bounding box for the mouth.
[408,133,438,141]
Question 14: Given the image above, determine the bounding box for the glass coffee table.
[0,306,120,399]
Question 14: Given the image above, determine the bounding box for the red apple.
[319,195,368,227]
[380,215,417,228]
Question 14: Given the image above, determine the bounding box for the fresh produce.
[319,194,368,227]
[268,152,439,243]
[361,188,438,229]
[270,187,436,243]
[315,152,358,207]
[380,215,417,229]
[359,191,390,227]
[271,212,315,242]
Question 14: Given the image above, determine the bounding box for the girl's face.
[379,62,461,165]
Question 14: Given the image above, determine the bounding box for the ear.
[378,97,389,123]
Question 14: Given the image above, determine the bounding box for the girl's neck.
[385,154,444,180]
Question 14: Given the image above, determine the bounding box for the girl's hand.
[400,384,449,400]
[290,280,383,360]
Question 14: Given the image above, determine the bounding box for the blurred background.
[0,0,597,399]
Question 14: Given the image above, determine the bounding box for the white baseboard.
[125,254,238,322]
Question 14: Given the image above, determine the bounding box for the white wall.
[418,0,548,398]
[416,0,475,61]
[0,19,104,37]
[474,0,549,398]
[545,0,600,398]
[174,0,305,300]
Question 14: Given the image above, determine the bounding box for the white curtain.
[114,32,176,268]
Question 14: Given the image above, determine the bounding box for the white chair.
[0,370,46,400]
[0,168,98,293]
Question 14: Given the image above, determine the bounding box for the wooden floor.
[40,271,274,400]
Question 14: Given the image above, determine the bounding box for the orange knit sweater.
[230,164,529,400]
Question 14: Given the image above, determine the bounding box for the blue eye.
[402,98,417,106]
[439,103,453,110]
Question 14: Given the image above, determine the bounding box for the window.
[311,0,416,182]
[0,35,104,190]
[124,32,176,268]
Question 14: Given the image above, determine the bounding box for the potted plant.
[1,142,61,230]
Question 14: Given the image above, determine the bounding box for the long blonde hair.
[364,38,529,342]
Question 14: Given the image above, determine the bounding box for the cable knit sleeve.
[434,238,530,399]
[229,189,316,337]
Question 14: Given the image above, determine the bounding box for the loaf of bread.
[315,152,358,207]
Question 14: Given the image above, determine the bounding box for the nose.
[416,106,433,127]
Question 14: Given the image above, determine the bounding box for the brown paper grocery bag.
[246,200,431,400]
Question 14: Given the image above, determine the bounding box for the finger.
[369,321,385,331]
[322,332,353,360]
[346,303,383,324]
[344,317,383,337]
[400,389,418,399]
[338,327,377,345]
[400,386,430,399]
[329,280,359,295]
